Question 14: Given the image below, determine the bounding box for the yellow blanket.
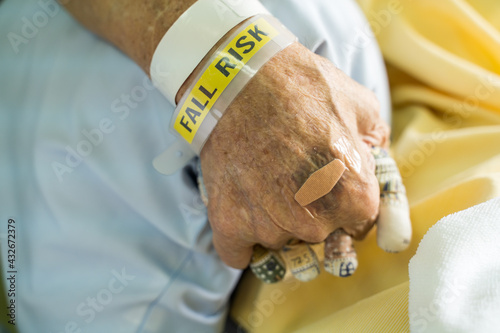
[231,0,500,331]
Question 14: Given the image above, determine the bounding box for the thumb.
[212,229,253,269]
[357,100,390,148]
[197,160,254,269]
[345,78,389,148]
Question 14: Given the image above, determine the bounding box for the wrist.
[150,0,271,106]
[175,19,250,104]
[153,15,297,174]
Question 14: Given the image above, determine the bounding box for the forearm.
[63,0,251,103]
[63,0,196,75]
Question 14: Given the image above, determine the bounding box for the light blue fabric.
[0,0,389,332]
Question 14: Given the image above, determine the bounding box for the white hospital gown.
[0,0,389,331]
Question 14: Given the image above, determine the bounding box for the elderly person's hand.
[199,42,390,269]
[62,0,411,276]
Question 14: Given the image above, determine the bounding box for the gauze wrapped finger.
[371,147,412,253]
[280,240,321,282]
[323,229,358,278]
[196,146,411,283]
[249,245,286,284]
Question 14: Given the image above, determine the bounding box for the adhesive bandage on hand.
[195,146,412,284]
[295,159,346,207]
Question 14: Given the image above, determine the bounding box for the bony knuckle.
[318,227,332,241]
[359,192,379,221]
[255,229,281,248]
[309,234,327,244]
[364,89,380,109]
[345,182,377,221]
[304,225,331,243]
[378,122,391,143]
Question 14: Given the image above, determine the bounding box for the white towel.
[409,197,500,332]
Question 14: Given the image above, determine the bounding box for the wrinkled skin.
[61,0,390,272]
[200,43,389,269]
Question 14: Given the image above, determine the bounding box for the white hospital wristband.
[153,15,297,175]
[150,0,270,106]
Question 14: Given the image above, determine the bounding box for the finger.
[345,82,389,149]
[347,81,388,145]
[323,229,358,278]
[198,166,253,267]
[250,245,286,284]
[333,68,386,141]
[324,137,380,240]
[360,120,390,149]
[212,230,254,269]
[207,190,291,269]
[198,162,267,268]
[280,240,320,282]
[372,147,412,252]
